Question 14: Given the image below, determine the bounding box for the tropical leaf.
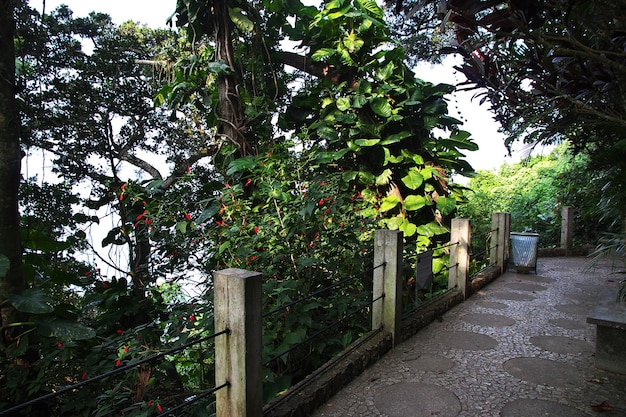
[375,168,393,186]
[228,8,254,32]
[417,221,449,237]
[380,195,401,212]
[36,319,96,341]
[404,194,428,211]
[311,48,336,61]
[380,131,410,145]
[401,169,424,190]
[356,0,383,18]
[399,219,417,237]
[355,138,380,147]
[436,196,456,215]
[336,96,351,111]
[9,289,54,314]
[371,97,392,117]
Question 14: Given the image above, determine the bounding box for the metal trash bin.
[510,232,539,273]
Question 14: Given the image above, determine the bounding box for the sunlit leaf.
[401,169,424,190]
[380,131,410,145]
[311,48,336,61]
[436,197,456,215]
[371,97,392,117]
[380,195,401,212]
[404,195,428,211]
[228,8,254,33]
[336,97,351,111]
[375,168,393,185]
[417,222,449,237]
[355,138,380,147]
[399,220,417,237]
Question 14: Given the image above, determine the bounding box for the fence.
[2,213,511,417]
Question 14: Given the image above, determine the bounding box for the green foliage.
[459,143,615,248]
[4,0,478,414]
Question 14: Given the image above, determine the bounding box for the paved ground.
[311,257,626,417]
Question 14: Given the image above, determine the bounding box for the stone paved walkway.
[311,257,626,417]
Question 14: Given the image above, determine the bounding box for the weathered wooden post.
[490,212,511,273]
[449,218,471,298]
[561,206,574,256]
[372,230,403,346]
[214,268,263,417]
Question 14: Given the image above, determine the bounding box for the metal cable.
[159,382,229,417]
[263,263,385,319]
[0,329,230,416]
[263,299,376,367]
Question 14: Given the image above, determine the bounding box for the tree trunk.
[0,0,26,345]
[212,0,249,155]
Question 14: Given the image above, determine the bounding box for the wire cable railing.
[0,329,231,417]
[261,262,386,400]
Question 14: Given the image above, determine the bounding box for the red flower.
[157,404,163,413]
[189,315,196,322]
[147,400,153,407]
[225,183,231,188]
[254,226,259,234]
[115,359,121,367]
[185,213,191,221]
[124,346,129,353]
[57,343,63,349]
[251,255,257,261]
[320,181,326,187]
[84,271,90,276]
[318,199,325,206]
[81,372,88,380]
[245,178,252,187]
[116,329,123,335]
[187,165,191,173]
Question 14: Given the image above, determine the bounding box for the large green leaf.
[371,97,392,117]
[356,0,383,18]
[336,97,351,111]
[401,169,424,190]
[375,168,392,186]
[399,219,417,237]
[228,7,254,33]
[380,195,401,212]
[380,131,410,145]
[9,289,54,314]
[36,319,96,341]
[311,48,336,61]
[375,61,395,82]
[404,195,429,211]
[227,156,259,175]
[0,254,9,278]
[417,222,449,237]
[436,197,456,215]
[355,138,380,147]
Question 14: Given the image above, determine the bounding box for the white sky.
[28,0,524,173]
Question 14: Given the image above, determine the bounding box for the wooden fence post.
[490,212,511,273]
[561,206,574,256]
[214,268,263,417]
[372,229,403,346]
[449,218,471,298]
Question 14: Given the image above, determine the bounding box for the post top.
[214,268,262,279]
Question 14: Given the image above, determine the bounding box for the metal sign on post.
[415,251,433,291]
